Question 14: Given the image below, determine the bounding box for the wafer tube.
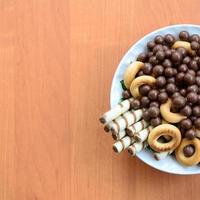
[126,120,149,137]
[134,126,153,142]
[112,130,126,140]
[153,150,173,161]
[99,98,133,124]
[110,109,143,134]
[113,136,135,153]
[127,142,148,156]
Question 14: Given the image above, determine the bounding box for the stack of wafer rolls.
[100,98,151,156]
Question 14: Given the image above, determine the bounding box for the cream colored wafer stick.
[110,109,143,134]
[112,130,126,140]
[127,142,148,156]
[126,119,149,136]
[153,150,173,161]
[99,98,133,124]
[134,126,153,142]
[113,136,135,153]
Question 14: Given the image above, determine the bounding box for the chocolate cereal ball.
[192,106,200,117]
[183,73,195,85]
[148,107,160,118]
[185,129,196,140]
[143,110,150,121]
[139,84,151,96]
[154,35,164,44]
[155,51,165,61]
[150,117,162,126]
[179,31,190,41]
[187,92,198,104]
[152,65,164,77]
[194,118,200,129]
[180,119,192,130]
[158,92,168,103]
[147,41,156,50]
[183,145,195,157]
[137,53,148,62]
[164,34,175,46]
[148,89,159,101]
[143,63,153,74]
[190,34,200,42]
[172,96,186,109]
[166,83,176,95]
[180,105,192,116]
[156,76,166,88]
[140,96,150,108]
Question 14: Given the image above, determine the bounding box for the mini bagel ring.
[172,41,196,56]
[123,61,144,89]
[148,124,181,152]
[130,75,156,98]
[175,138,200,166]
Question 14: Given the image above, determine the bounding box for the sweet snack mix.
[100,31,200,166]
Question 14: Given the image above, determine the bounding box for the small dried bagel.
[123,61,144,89]
[160,98,187,123]
[175,138,200,166]
[148,124,181,152]
[172,41,196,55]
[130,75,156,98]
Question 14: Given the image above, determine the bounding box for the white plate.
[110,24,200,175]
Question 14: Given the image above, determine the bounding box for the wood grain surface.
[0,0,200,199]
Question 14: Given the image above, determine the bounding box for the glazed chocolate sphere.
[143,110,151,122]
[139,84,151,96]
[188,69,196,76]
[153,65,164,77]
[148,107,160,118]
[148,89,159,101]
[155,51,165,61]
[122,90,131,99]
[176,72,185,84]
[153,44,163,53]
[164,34,175,46]
[156,76,166,88]
[189,60,198,71]
[183,145,195,157]
[171,92,181,99]
[183,73,195,85]
[150,101,160,108]
[195,76,200,86]
[143,63,153,74]
[149,56,158,65]
[180,119,192,130]
[171,52,182,63]
[162,59,172,68]
[191,41,200,50]
[158,92,168,103]
[194,118,200,129]
[167,77,175,84]
[166,83,176,95]
[147,41,156,50]
[187,85,198,93]
[172,96,186,109]
[190,34,200,42]
[177,47,187,57]
[150,117,162,126]
[140,96,150,108]
[178,64,188,72]
[185,129,196,140]
[147,52,154,58]
[137,52,148,62]
[130,99,141,110]
[180,105,192,116]
[165,49,172,58]
[179,31,190,41]
[154,35,164,44]
[164,67,174,77]
[190,116,197,122]
[183,56,191,64]
[192,106,200,117]
[197,71,200,76]
[137,70,144,76]
[180,88,187,96]
[187,92,198,104]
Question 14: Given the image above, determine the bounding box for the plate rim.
[110,24,200,175]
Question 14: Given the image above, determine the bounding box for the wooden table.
[1,0,200,199]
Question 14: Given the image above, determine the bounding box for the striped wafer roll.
[127,142,148,156]
[126,119,149,137]
[153,150,173,161]
[110,109,143,134]
[99,98,133,124]
[112,130,126,140]
[134,126,153,142]
[113,136,135,153]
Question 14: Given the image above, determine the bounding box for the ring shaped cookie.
[175,138,200,166]
[148,124,181,152]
